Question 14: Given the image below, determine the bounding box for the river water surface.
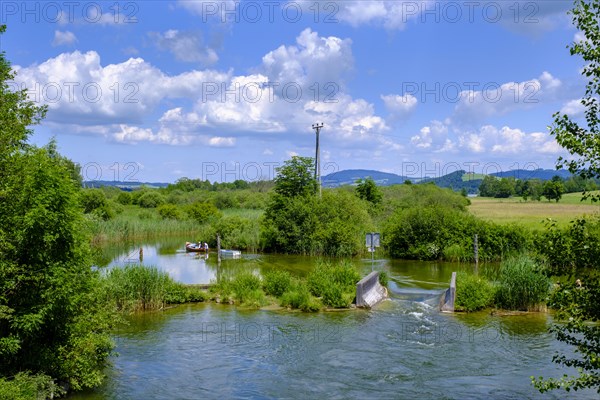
[71,239,597,399]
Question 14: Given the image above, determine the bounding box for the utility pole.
[312,122,324,198]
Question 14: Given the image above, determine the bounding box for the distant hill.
[322,169,410,188]
[490,169,572,180]
[322,168,574,193]
[420,170,482,194]
[83,180,169,190]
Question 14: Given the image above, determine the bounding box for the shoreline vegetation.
[102,262,372,313]
[88,171,600,317]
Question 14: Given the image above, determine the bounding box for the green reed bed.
[494,255,551,311]
[90,210,201,243]
[100,265,206,312]
[208,260,362,311]
[455,254,551,312]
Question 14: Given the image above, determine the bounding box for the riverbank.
[101,262,384,314]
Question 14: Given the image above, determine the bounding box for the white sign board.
[366,233,380,248]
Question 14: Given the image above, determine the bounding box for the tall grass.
[101,265,206,312]
[210,272,265,307]
[307,260,360,308]
[89,207,201,243]
[495,255,550,311]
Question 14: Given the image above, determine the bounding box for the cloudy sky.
[0,1,588,182]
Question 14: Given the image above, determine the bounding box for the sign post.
[366,232,380,271]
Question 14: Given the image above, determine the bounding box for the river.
[71,239,597,399]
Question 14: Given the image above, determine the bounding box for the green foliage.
[479,176,516,198]
[102,265,171,311]
[479,175,499,197]
[263,270,293,297]
[279,280,320,312]
[215,215,260,250]
[519,179,543,201]
[231,272,265,307]
[533,276,600,393]
[307,261,360,308]
[542,179,565,202]
[495,255,550,311]
[455,272,496,312]
[383,204,530,261]
[116,191,132,205]
[355,177,382,206]
[0,48,114,392]
[378,271,389,287]
[536,216,600,272]
[137,191,165,208]
[157,204,182,220]
[261,189,373,256]
[0,372,59,400]
[551,0,600,203]
[101,265,205,312]
[186,202,222,223]
[80,188,108,213]
[273,156,317,198]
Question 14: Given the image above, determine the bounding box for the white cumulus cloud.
[52,30,77,46]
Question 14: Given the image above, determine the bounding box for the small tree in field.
[542,179,565,202]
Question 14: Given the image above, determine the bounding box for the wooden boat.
[185,242,207,253]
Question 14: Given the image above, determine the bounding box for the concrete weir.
[356,271,387,308]
[439,272,457,312]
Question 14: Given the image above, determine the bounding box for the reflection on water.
[73,239,598,399]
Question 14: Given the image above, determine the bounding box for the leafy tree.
[495,178,515,198]
[552,0,600,202]
[519,179,543,201]
[273,156,317,198]
[543,180,565,202]
[534,0,600,393]
[261,158,372,256]
[478,175,499,197]
[355,177,383,205]
[0,25,113,394]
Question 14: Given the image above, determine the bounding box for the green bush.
[383,205,531,261]
[157,204,182,220]
[138,191,165,208]
[0,372,59,400]
[263,270,293,297]
[495,255,550,310]
[261,190,373,256]
[186,202,222,223]
[455,272,496,312]
[116,191,132,205]
[80,188,108,213]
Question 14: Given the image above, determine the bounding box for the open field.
[469,193,600,228]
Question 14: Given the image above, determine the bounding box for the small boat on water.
[185,242,208,253]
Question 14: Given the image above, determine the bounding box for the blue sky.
[0,1,588,182]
